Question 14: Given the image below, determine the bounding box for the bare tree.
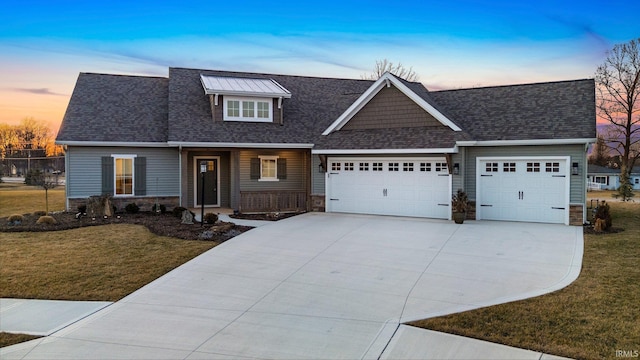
[361,59,419,82]
[595,38,640,201]
[589,134,613,167]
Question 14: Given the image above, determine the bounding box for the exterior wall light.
[453,163,460,175]
[572,162,579,175]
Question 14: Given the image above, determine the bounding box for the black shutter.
[101,156,114,195]
[277,158,287,180]
[134,157,146,196]
[250,158,260,179]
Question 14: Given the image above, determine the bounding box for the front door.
[196,159,218,206]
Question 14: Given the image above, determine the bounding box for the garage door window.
[344,162,354,171]
[359,162,369,171]
[420,163,431,172]
[403,163,414,171]
[389,163,399,171]
[486,162,498,172]
[435,162,447,172]
[526,162,541,172]
[503,162,516,172]
[373,162,383,171]
[545,162,560,172]
[331,162,341,171]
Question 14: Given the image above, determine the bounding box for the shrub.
[172,206,188,218]
[124,203,140,214]
[77,204,87,214]
[8,214,24,223]
[593,200,612,231]
[33,210,47,216]
[152,203,167,214]
[36,215,57,225]
[24,169,43,186]
[203,213,218,224]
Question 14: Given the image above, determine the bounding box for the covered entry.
[194,157,220,206]
[476,157,570,224]
[326,157,451,218]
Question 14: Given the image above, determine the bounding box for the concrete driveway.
[2,213,582,359]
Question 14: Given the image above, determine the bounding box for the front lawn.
[0,182,65,217]
[410,201,640,359]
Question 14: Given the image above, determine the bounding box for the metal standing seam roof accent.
[200,75,292,98]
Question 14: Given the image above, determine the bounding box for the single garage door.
[326,157,451,218]
[477,157,570,224]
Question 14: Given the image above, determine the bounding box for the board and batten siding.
[66,146,180,198]
[464,145,587,204]
[239,150,306,191]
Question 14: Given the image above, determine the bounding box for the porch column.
[230,150,241,211]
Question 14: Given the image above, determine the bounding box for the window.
[224,97,272,122]
[114,155,135,196]
[359,162,369,171]
[545,162,560,173]
[435,162,447,172]
[527,162,541,172]
[635,178,639,185]
[344,162,354,171]
[388,163,399,171]
[331,162,341,171]
[420,162,431,172]
[503,162,516,172]
[485,162,498,172]
[259,156,278,181]
[594,176,607,185]
[373,162,383,171]
[403,162,414,171]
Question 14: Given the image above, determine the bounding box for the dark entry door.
[196,159,218,206]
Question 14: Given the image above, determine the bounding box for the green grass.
[0,182,65,217]
[410,201,640,360]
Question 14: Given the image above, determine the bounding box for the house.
[56,67,596,225]
[588,164,640,190]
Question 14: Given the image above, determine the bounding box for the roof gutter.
[456,138,597,147]
[55,141,174,147]
[312,147,458,155]
[167,141,314,149]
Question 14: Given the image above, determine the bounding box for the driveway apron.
[1,213,582,359]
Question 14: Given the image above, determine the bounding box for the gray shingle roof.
[167,68,373,144]
[57,73,168,143]
[429,79,596,141]
[57,68,596,149]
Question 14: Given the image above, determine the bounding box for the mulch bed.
[583,225,625,235]
[0,212,253,242]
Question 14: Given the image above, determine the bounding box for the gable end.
[342,85,447,130]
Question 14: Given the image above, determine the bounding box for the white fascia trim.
[322,72,461,135]
[312,148,458,155]
[168,141,314,149]
[457,138,597,147]
[207,90,292,98]
[56,141,173,147]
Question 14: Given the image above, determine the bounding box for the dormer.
[200,75,292,124]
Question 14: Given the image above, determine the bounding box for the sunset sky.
[1,0,638,132]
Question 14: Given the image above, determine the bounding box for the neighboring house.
[588,164,640,190]
[56,68,596,225]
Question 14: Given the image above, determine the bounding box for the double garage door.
[326,157,451,219]
[477,157,570,224]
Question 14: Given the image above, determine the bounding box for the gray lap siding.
[66,146,180,199]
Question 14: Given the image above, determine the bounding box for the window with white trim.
[344,162,354,171]
[435,162,447,172]
[527,162,541,172]
[372,162,383,171]
[259,156,278,181]
[331,162,341,171]
[114,155,136,196]
[389,163,399,172]
[420,162,431,172]
[224,97,272,122]
[359,162,369,171]
[403,162,414,172]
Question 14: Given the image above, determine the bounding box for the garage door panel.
[327,157,450,219]
[478,158,568,224]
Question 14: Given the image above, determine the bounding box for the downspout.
[64,145,69,211]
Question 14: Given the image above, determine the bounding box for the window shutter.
[250,158,260,179]
[101,156,114,195]
[135,157,146,196]
[277,158,287,180]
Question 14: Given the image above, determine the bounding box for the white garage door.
[326,157,451,219]
[477,157,570,224]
